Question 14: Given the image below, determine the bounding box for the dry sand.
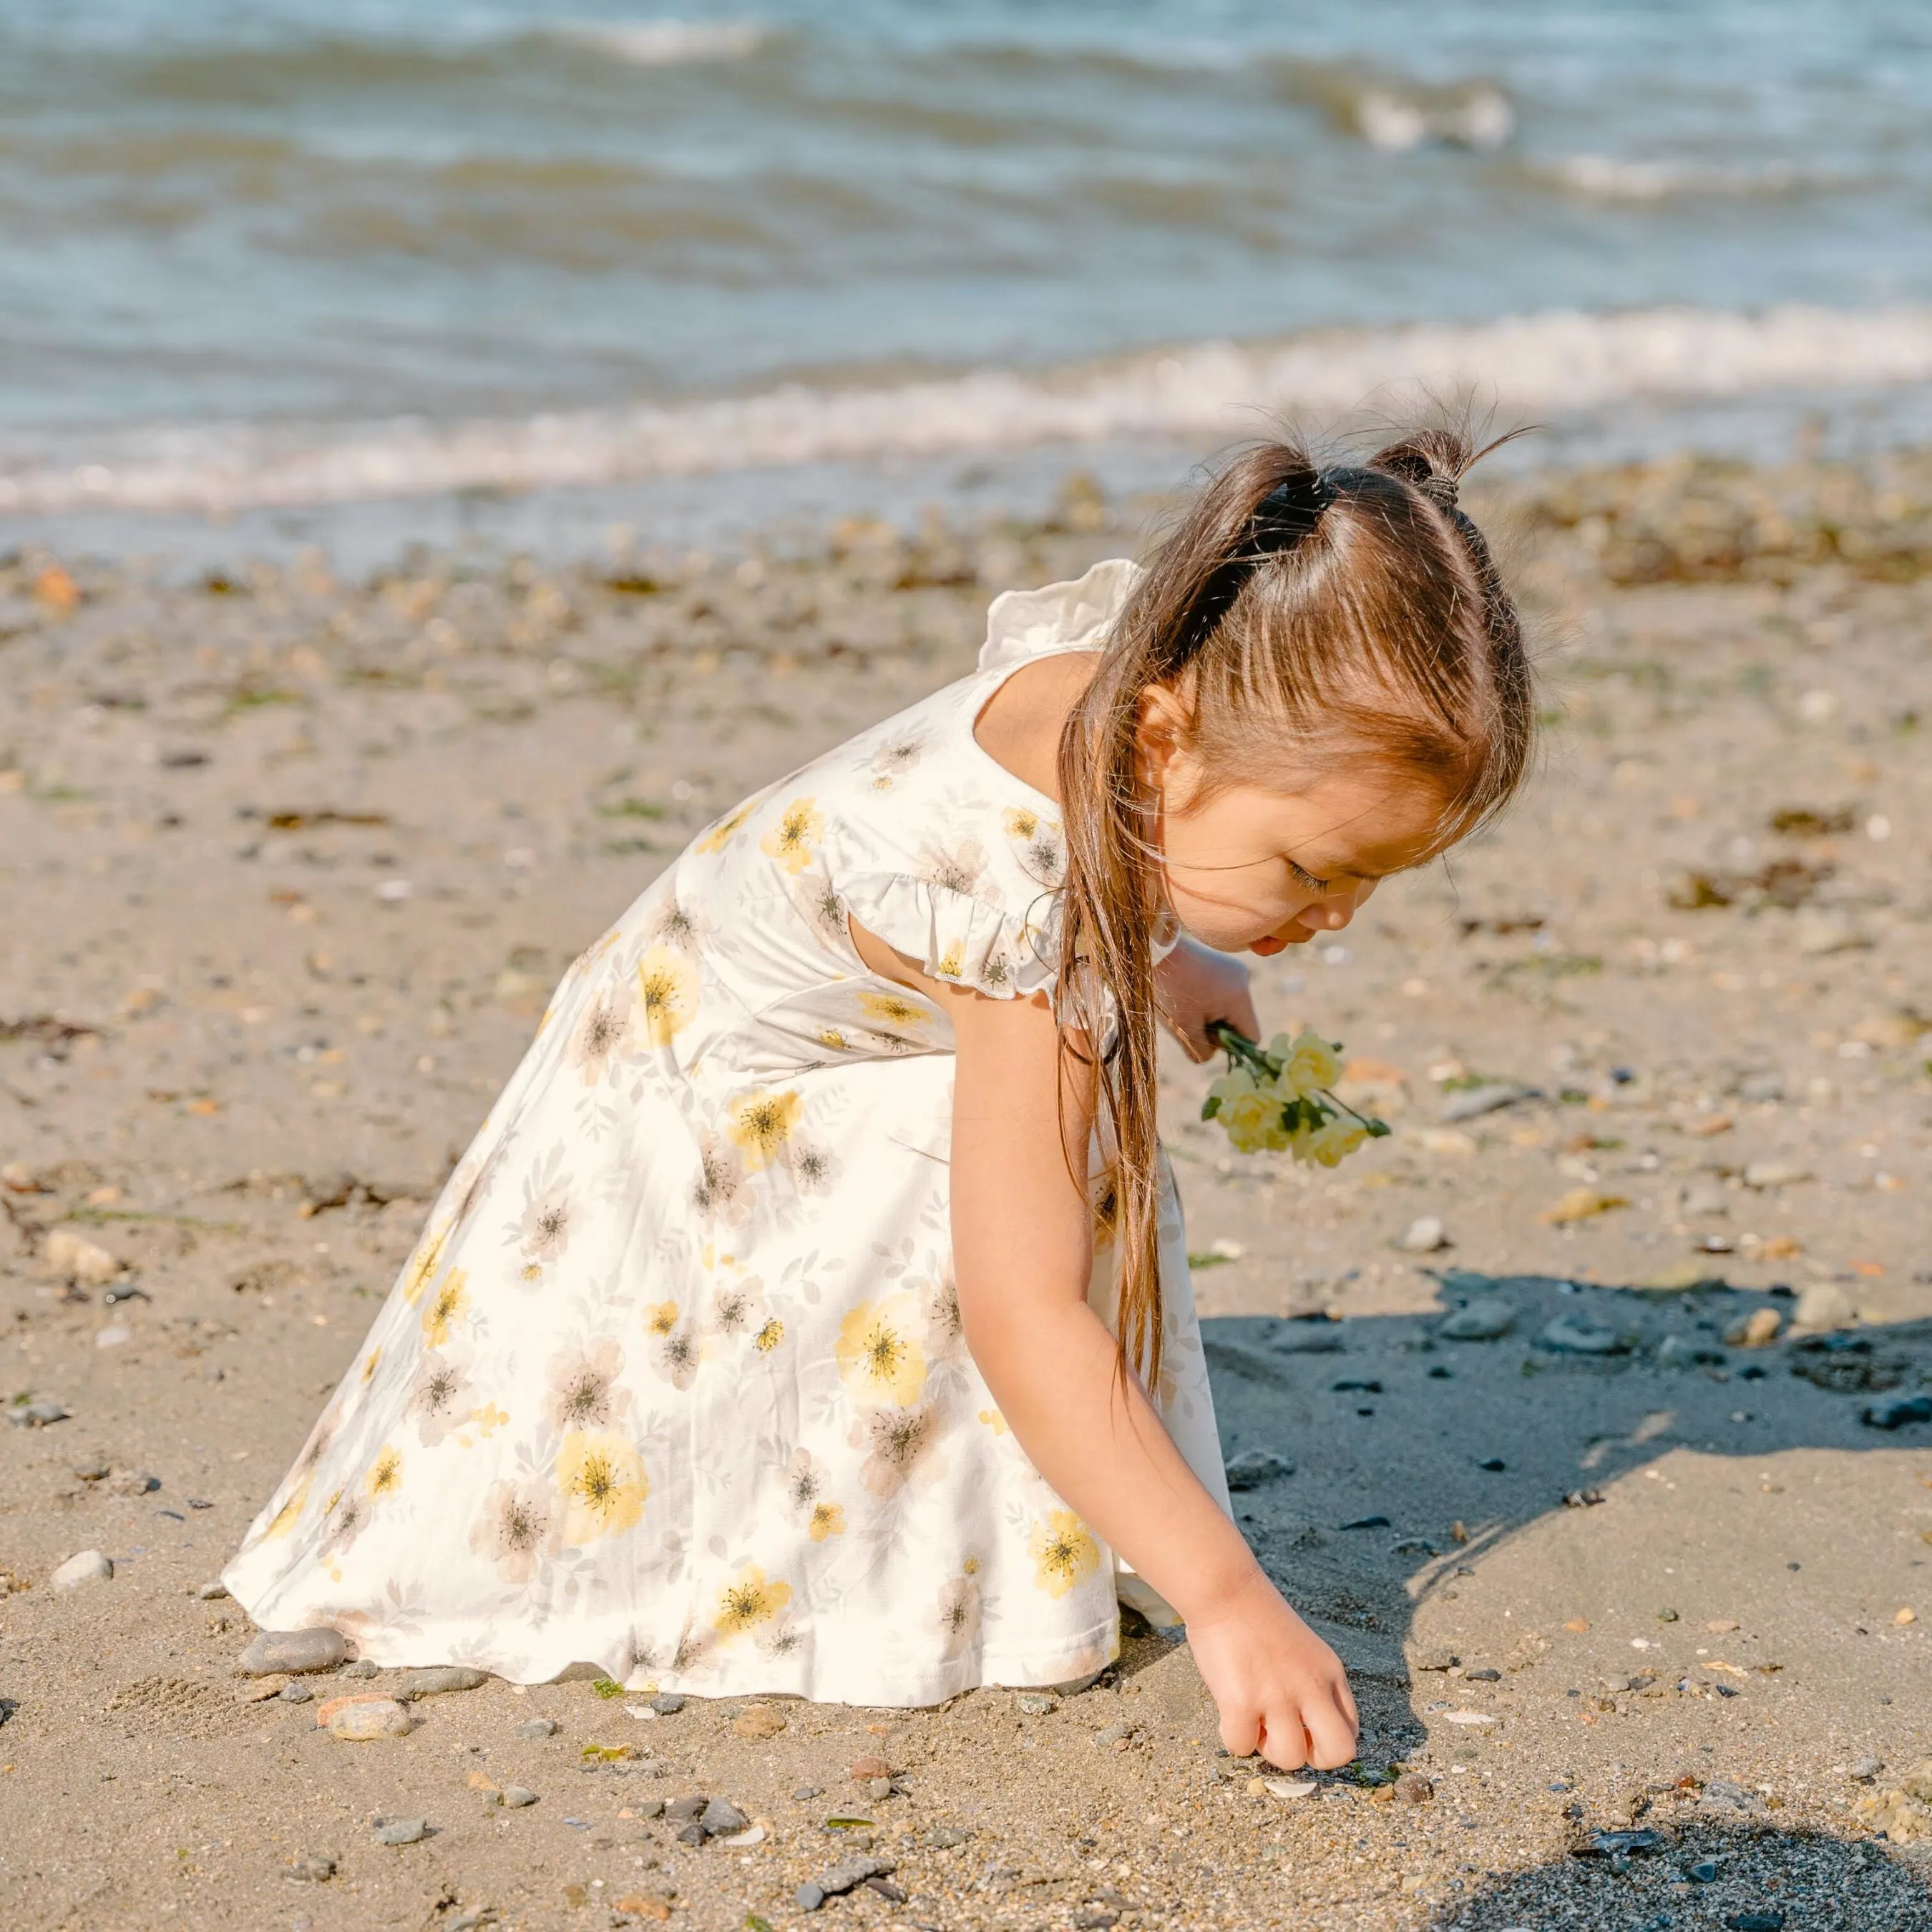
[3,451,1931,1930]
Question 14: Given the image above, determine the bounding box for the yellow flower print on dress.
[557,1430,649,1543]
[807,1501,846,1542]
[471,1476,555,1585]
[365,1444,404,1499]
[1003,805,1065,884]
[635,947,698,1048]
[695,801,755,855]
[836,1294,927,1406]
[858,988,929,1031]
[761,797,821,875]
[937,1569,983,1660]
[401,1226,447,1305]
[713,1563,792,1640]
[726,1088,801,1169]
[263,1470,313,1539]
[421,1267,469,1347]
[1029,1509,1101,1599]
[754,1317,784,1353]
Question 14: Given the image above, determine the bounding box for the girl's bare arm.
[849,915,1357,1769]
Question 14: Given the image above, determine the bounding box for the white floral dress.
[225,558,1230,1707]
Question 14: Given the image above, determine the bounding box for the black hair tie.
[1243,467,1335,557]
[1416,472,1460,512]
[1169,467,1332,663]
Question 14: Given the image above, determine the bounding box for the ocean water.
[4,0,1931,527]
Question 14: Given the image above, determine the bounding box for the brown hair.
[1055,425,1533,1387]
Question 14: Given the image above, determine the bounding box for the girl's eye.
[1287,858,1330,893]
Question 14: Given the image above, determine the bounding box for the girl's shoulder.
[687,559,1141,999]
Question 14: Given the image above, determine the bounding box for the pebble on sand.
[500,1785,539,1808]
[849,1755,891,1782]
[394,1665,487,1700]
[45,1228,122,1284]
[1793,1282,1857,1331]
[9,1399,69,1428]
[50,1549,114,1591]
[731,1702,786,1739]
[1395,1215,1450,1253]
[1439,1299,1516,1341]
[1259,1777,1318,1800]
[373,1817,428,1845]
[1223,1448,1294,1491]
[238,1627,348,1676]
[516,1717,559,1739]
[1538,1314,1628,1355]
[796,1855,894,1912]
[318,1695,415,1741]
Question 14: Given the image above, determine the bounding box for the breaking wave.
[4,305,1930,517]
[541,19,771,67]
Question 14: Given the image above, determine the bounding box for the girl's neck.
[972,652,1098,806]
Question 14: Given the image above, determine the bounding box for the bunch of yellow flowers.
[1201,1021,1389,1169]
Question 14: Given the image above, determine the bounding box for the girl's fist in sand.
[1185,1570,1359,1771]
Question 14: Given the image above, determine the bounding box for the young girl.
[225,428,1531,1772]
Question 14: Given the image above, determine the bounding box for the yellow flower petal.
[1029,1509,1101,1599]
[557,1429,649,1543]
[836,1294,927,1406]
[635,947,698,1047]
[713,1562,791,1639]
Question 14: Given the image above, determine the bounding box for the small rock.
[72,1457,111,1482]
[1440,1082,1535,1123]
[796,1883,828,1912]
[922,1825,972,1848]
[195,1581,231,1601]
[1015,1693,1057,1716]
[239,1628,348,1676]
[501,1785,539,1808]
[849,1755,891,1782]
[648,1692,685,1715]
[338,1658,380,1678]
[517,1717,559,1738]
[1071,1912,1117,1930]
[1727,1308,1782,1348]
[9,1398,69,1428]
[1413,1650,1459,1672]
[1725,1915,1785,1932]
[1794,1282,1857,1330]
[731,1702,786,1739]
[51,1549,114,1591]
[793,1785,824,1800]
[1794,912,1864,956]
[1538,1315,1628,1355]
[1095,1722,1138,1747]
[279,1680,314,1704]
[373,1817,427,1846]
[1396,1216,1450,1254]
[108,1469,160,1497]
[1394,1772,1434,1805]
[1440,1299,1516,1341]
[1269,1324,1345,1354]
[1223,1448,1294,1491]
[800,1855,892,1906]
[46,1229,122,1284]
[394,1665,486,1700]
[1657,1333,1725,1369]
[238,1675,290,1704]
[721,1823,767,1848]
[665,1794,708,1824]
[283,1853,336,1883]
[1861,1395,1932,1431]
[1742,1161,1811,1190]
[1699,1779,1765,1815]
[1465,1667,1501,1682]
[700,1797,749,1836]
[1689,1857,1721,1881]
[319,1695,414,1741]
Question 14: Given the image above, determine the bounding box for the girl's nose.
[1313,895,1355,932]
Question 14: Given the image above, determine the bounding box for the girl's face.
[1136,700,1449,957]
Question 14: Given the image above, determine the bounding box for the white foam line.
[5,305,1932,514]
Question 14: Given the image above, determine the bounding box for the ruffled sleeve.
[977,557,1142,672]
[840,872,1061,1001]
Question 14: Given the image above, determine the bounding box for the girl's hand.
[1154,935,1260,1062]
[1184,1569,1360,1770]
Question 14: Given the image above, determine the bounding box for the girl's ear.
[1133,683,1193,793]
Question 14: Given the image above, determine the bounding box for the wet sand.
[2,450,1931,1929]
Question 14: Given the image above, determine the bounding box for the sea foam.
[545,19,768,67]
[4,305,1930,516]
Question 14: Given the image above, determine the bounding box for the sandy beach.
[3,448,1931,1930]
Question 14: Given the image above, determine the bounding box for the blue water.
[2,1,1929,514]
